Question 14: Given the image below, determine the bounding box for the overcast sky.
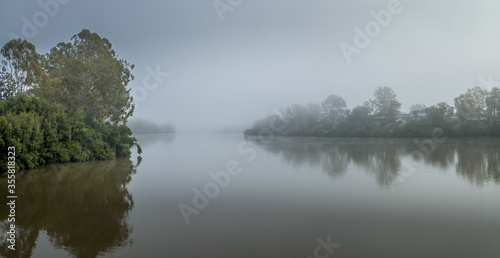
[1,0,500,131]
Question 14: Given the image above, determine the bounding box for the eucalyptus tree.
[0,39,44,99]
[486,87,500,119]
[320,94,349,127]
[454,86,489,121]
[364,86,401,125]
[41,29,135,123]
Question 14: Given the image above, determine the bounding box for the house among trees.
[244,86,500,138]
[396,109,429,124]
[493,108,500,118]
[395,113,412,124]
[412,110,428,119]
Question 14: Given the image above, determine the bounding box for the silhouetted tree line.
[245,86,500,137]
[0,30,143,173]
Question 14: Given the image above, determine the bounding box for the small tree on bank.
[321,94,349,127]
[365,86,401,126]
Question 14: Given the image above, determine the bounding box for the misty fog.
[4,1,500,257]
[2,0,500,132]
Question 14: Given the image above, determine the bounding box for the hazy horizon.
[2,0,500,131]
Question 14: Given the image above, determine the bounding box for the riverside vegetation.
[0,30,142,173]
[245,86,500,138]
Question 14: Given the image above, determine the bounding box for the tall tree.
[486,87,500,119]
[347,105,375,128]
[365,86,401,125]
[425,102,453,127]
[320,94,349,126]
[0,73,15,100]
[409,103,426,117]
[306,103,321,128]
[0,39,44,98]
[280,104,307,132]
[40,29,135,123]
[454,86,489,121]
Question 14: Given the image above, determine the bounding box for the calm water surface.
[1,134,499,257]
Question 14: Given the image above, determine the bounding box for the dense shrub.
[0,96,140,173]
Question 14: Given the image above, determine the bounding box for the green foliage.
[365,86,401,125]
[486,87,500,117]
[0,39,44,97]
[320,94,349,126]
[454,86,489,120]
[39,29,135,124]
[346,106,376,131]
[0,96,139,173]
[244,86,500,139]
[0,30,145,173]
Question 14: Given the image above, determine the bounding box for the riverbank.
[244,118,500,138]
[0,96,141,174]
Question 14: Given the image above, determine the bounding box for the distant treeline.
[128,119,175,134]
[245,86,500,138]
[0,30,142,173]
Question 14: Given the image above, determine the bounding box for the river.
[1,134,499,257]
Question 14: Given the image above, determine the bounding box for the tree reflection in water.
[455,139,500,186]
[0,158,138,258]
[246,136,500,188]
